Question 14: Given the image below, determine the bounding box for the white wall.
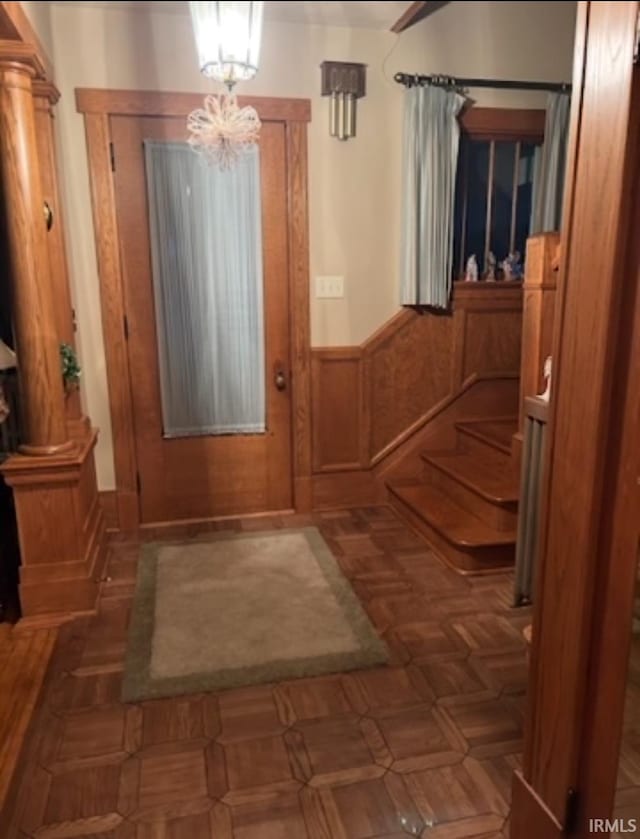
[21,1,54,57]
[25,1,576,489]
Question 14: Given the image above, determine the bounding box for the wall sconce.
[321,61,366,141]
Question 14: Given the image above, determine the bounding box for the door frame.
[77,89,312,531]
[511,2,640,836]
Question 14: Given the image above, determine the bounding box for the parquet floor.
[0,623,57,810]
[3,506,531,839]
[615,627,640,831]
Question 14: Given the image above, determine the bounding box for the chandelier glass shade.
[188,1,264,167]
[189,1,264,87]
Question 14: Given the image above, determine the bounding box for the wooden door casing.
[572,64,640,830]
[513,2,640,835]
[111,115,292,522]
[78,91,311,530]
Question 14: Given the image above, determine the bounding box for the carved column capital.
[0,40,46,77]
[32,79,61,108]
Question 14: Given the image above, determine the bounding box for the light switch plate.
[316,275,344,298]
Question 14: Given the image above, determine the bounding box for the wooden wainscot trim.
[452,280,524,307]
[99,490,119,531]
[312,469,383,511]
[285,119,312,510]
[310,282,524,507]
[76,88,311,123]
[311,347,366,473]
[361,308,414,354]
[82,111,140,531]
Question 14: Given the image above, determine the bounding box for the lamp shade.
[189,1,264,85]
[0,339,16,371]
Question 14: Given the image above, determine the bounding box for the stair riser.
[389,493,514,576]
[456,428,513,460]
[422,461,518,532]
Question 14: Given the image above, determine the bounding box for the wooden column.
[32,80,85,434]
[0,44,71,456]
[0,43,106,622]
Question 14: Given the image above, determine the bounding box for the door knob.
[275,370,286,391]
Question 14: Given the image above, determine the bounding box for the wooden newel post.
[512,232,560,461]
[0,48,72,456]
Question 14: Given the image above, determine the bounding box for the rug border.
[121,527,388,702]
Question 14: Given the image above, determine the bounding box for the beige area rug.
[122,527,388,701]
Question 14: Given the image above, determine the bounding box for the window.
[144,141,266,438]
[452,110,543,280]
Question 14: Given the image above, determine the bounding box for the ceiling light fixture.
[188,2,264,168]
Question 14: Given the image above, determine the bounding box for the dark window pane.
[452,138,469,279]
[491,142,516,264]
[515,143,537,258]
[464,140,489,273]
[452,133,539,282]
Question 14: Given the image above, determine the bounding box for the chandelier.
[188,2,264,168]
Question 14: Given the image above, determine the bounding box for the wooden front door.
[111,115,292,523]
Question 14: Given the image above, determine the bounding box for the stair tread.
[456,417,518,455]
[422,449,519,505]
[388,480,516,548]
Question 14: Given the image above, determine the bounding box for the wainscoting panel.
[366,310,453,459]
[462,308,524,380]
[311,348,364,472]
[311,283,523,504]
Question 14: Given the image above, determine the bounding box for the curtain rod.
[393,72,572,93]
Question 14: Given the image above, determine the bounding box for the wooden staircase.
[388,416,520,574]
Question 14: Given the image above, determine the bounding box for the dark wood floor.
[3,506,531,838]
[615,620,640,834]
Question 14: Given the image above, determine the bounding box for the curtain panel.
[400,85,465,308]
[144,141,265,438]
[530,92,571,234]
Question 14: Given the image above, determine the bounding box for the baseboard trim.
[99,489,119,531]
